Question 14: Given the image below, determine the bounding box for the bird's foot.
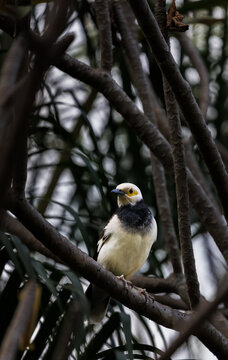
[117,275,133,289]
[135,286,155,303]
[137,287,147,294]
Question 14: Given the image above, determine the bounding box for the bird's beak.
[111,189,125,196]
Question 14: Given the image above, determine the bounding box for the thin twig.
[177,32,209,118]
[151,155,182,274]
[185,141,219,211]
[94,0,113,72]
[12,127,28,199]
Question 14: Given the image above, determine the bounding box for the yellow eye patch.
[128,189,138,196]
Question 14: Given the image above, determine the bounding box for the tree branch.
[0,1,73,207]
[176,32,209,118]
[94,0,113,72]
[0,209,61,262]
[7,194,228,358]
[113,0,182,274]
[128,0,228,220]
[0,35,29,203]
[53,53,228,265]
[160,277,228,360]
[155,0,200,308]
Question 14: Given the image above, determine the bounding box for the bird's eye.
[129,189,133,194]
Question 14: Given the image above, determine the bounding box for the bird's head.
[111,183,143,207]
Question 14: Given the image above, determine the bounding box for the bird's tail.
[85,284,110,323]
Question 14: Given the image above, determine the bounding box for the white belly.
[97,216,157,279]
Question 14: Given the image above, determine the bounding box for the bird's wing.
[96,213,117,255]
[97,228,111,253]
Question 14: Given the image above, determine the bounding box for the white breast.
[97,215,157,279]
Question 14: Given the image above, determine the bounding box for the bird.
[86,182,157,323]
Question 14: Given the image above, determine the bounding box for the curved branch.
[6,194,228,358]
[0,209,61,262]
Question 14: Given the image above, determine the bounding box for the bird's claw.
[135,286,154,303]
[117,275,133,288]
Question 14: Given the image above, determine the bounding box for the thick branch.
[113,0,182,274]
[156,0,200,308]
[132,273,188,305]
[7,195,228,358]
[131,274,180,294]
[0,35,29,203]
[0,209,61,262]
[129,0,228,220]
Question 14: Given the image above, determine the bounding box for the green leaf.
[74,150,109,213]
[48,198,93,255]
[11,235,36,279]
[0,233,24,280]
[32,261,60,307]
[119,312,133,360]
